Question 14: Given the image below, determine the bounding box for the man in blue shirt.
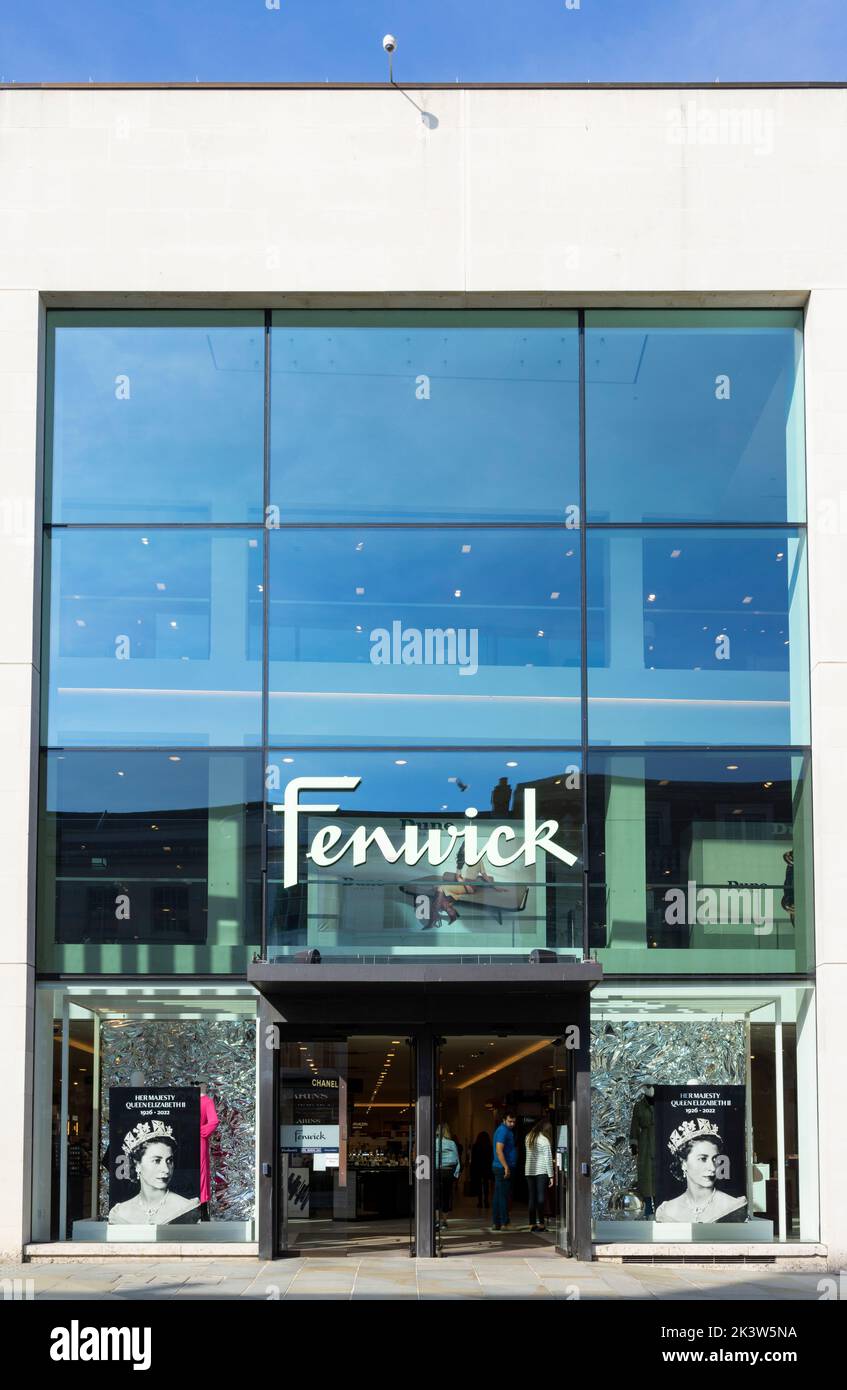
[491,1111,518,1232]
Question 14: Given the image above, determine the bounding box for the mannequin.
[629,1085,656,1218]
[197,1083,219,1222]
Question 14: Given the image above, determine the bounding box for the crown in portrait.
[121,1119,176,1157]
[667,1117,721,1155]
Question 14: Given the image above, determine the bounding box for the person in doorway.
[470,1131,493,1210]
[435,1123,461,1229]
[524,1119,554,1233]
[491,1111,518,1232]
[197,1082,219,1222]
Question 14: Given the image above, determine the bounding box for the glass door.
[278,1035,414,1256]
[551,1036,572,1255]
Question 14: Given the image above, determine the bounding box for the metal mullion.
[45,521,264,530]
[578,310,589,961]
[261,309,272,961]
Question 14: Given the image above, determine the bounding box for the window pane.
[587,751,813,975]
[590,984,817,1241]
[268,528,581,744]
[270,311,579,521]
[587,528,809,745]
[47,311,265,522]
[44,529,263,746]
[266,748,582,963]
[37,751,262,974]
[586,311,805,522]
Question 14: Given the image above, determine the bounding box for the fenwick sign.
[272,777,578,888]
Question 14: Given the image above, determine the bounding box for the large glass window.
[38,307,813,980]
[266,748,583,962]
[30,985,257,1244]
[587,528,809,745]
[587,750,813,975]
[269,528,581,745]
[37,751,263,974]
[585,310,805,523]
[47,311,265,523]
[591,983,818,1244]
[270,311,580,522]
[43,528,263,747]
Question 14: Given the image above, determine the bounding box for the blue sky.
[1,0,845,84]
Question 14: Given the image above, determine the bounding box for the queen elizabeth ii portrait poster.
[108,1087,201,1226]
[653,1084,748,1225]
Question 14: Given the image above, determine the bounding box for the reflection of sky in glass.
[586,312,804,522]
[587,529,808,746]
[268,528,581,745]
[265,748,581,817]
[49,314,265,522]
[46,529,263,746]
[270,313,579,521]
[44,750,263,815]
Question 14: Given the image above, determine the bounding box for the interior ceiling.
[296,1035,560,1108]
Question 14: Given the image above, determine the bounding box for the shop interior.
[279,1034,570,1257]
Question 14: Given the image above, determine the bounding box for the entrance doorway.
[434,1036,572,1257]
[273,1029,575,1260]
[277,1035,415,1256]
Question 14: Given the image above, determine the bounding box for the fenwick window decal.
[272,777,579,888]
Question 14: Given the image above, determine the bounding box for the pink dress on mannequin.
[199,1092,219,1206]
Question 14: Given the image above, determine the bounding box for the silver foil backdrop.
[99,1019,256,1221]
[590,1020,746,1220]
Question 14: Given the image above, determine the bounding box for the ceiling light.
[75,618,86,627]
[156,582,166,591]
[394,759,407,766]
[550,592,560,600]
[726,764,739,771]
[763,781,773,789]
[776,552,784,560]
[168,755,181,762]
[742,596,752,604]
[647,593,656,603]
[537,629,544,637]
[670,549,681,558]
[454,589,462,598]
[355,586,365,595]
[506,760,517,767]
[141,537,149,545]
[282,756,294,764]
[461,544,471,554]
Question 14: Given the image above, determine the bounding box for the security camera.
[383,34,397,54]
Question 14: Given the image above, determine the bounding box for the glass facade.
[36,306,816,1254]
[39,307,812,975]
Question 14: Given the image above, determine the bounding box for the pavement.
[0,1256,830,1300]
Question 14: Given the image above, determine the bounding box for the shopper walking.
[491,1111,518,1232]
[525,1119,554,1232]
[435,1123,461,1229]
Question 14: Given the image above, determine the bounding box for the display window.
[590,983,818,1244]
[31,985,258,1245]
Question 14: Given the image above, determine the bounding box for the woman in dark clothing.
[470,1131,493,1210]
